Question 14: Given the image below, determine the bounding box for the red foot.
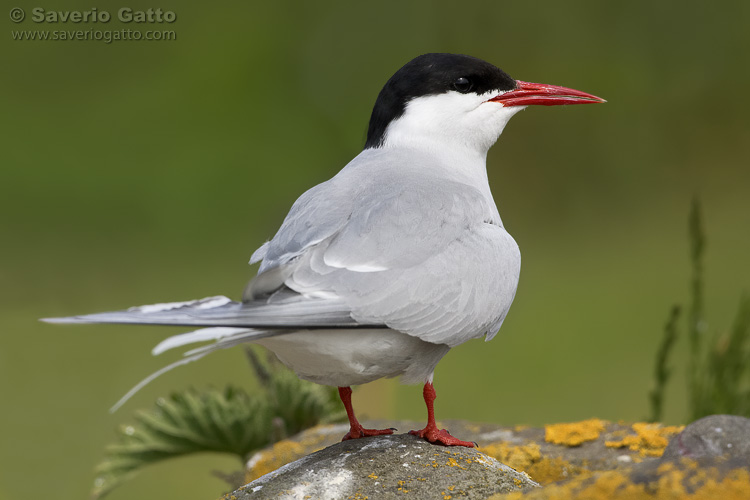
[338,386,394,441]
[410,425,475,447]
[342,424,394,441]
[410,381,475,447]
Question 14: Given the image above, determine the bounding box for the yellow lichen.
[244,431,329,482]
[488,460,750,500]
[481,442,586,485]
[367,473,378,479]
[605,422,684,457]
[527,457,589,485]
[482,442,542,471]
[544,419,607,447]
[245,440,307,482]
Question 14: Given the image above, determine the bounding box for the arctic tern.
[45,53,605,447]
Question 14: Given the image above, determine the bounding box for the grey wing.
[249,177,521,347]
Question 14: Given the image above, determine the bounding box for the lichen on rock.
[225,415,750,499]
[491,459,750,500]
[544,419,608,447]
[605,422,684,457]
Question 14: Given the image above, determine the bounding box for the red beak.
[490,80,606,107]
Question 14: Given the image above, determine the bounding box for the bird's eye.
[453,77,473,93]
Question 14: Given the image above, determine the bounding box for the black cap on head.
[364,53,516,149]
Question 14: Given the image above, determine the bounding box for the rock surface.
[239,419,679,486]
[662,414,750,461]
[228,433,539,499]
[224,416,750,499]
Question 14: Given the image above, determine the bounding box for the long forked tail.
[42,293,381,411]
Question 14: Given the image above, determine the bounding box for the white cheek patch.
[382,90,523,152]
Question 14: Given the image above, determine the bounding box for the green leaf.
[92,356,345,499]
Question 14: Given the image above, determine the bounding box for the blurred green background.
[2,0,749,498]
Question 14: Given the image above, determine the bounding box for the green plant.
[648,199,750,423]
[92,348,345,499]
[647,305,680,423]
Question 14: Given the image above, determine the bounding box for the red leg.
[409,382,475,447]
[338,386,394,441]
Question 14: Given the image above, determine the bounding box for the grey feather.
[42,292,382,329]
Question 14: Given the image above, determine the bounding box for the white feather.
[128,295,231,314]
[109,353,207,413]
[151,327,249,355]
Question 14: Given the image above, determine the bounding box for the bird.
[44,53,604,447]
